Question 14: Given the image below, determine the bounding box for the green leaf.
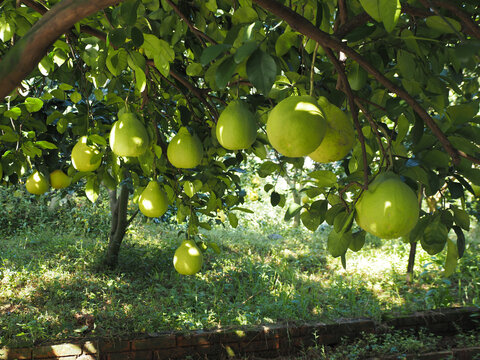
[131,26,144,47]
[215,56,237,89]
[234,41,257,64]
[108,28,127,47]
[397,50,416,80]
[451,206,470,231]
[358,0,381,22]
[134,66,147,93]
[270,191,280,206]
[284,203,302,221]
[420,217,448,255]
[121,0,140,26]
[446,102,479,125]
[228,212,238,228]
[183,181,195,198]
[24,97,44,113]
[232,7,258,25]
[349,231,366,252]
[246,49,277,95]
[70,91,82,104]
[380,0,401,32]
[200,44,231,66]
[4,107,22,120]
[205,0,217,12]
[186,62,203,76]
[308,170,337,187]
[275,31,299,57]
[258,161,279,178]
[88,134,107,147]
[34,141,57,150]
[444,238,458,277]
[426,16,461,34]
[85,176,100,203]
[327,229,352,258]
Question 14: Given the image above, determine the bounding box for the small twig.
[309,42,319,97]
[126,209,139,226]
[164,0,217,45]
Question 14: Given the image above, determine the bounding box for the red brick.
[4,347,31,360]
[82,341,98,354]
[33,343,82,358]
[99,340,131,353]
[105,351,151,360]
[152,346,194,359]
[453,347,480,360]
[131,336,176,351]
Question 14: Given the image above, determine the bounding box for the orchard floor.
[1,195,480,358]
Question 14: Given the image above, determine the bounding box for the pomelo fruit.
[138,181,169,218]
[173,239,203,275]
[355,173,419,239]
[71,136,102,172]
[266,95,327,157]
[50,169,72,189]
[26,171,49,195]
[308,97,355,163]
[216,100,257,150]
[167,127,204,168]
[109,112,149,157]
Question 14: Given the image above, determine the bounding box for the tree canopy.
[0,0,479,273]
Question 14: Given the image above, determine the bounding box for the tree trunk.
[103,184,130,268]
[406,241,417,284]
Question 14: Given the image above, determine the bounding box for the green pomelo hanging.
[309,97,355,163]
[138,181,169,218]
[266,95,327,157]
[50,170,72,189]
[355,173,419,239]
[109,112,149,157]
[167,127,204,168]
[71,136,102,172]
[26,170,49,195]
[173,240,203,275]
[216,100,257,150]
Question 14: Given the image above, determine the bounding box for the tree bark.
[0,0,123,100]
[406,242,417,284]
[103,184,130,268]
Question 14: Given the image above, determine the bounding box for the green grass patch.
[1,218,479,349]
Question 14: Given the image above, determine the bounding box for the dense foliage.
[0,0,479,272]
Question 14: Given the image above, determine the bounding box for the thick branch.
[0,0,124,100]
[252,0,479,165]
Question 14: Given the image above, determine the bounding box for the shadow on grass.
[0,225,478,350]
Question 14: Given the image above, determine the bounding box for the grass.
[1,214,480,350]
[0,185,480,357]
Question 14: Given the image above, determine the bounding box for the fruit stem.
[309,42,319,97]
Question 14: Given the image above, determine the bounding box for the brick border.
[1,307,479,360]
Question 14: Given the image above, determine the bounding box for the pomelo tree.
[0,0,479,276]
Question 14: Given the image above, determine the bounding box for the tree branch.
[419,0,480,39]
[252,0,479,166]
[0,0,124,100]
[323,47,369,188]
[163,0,217,45]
